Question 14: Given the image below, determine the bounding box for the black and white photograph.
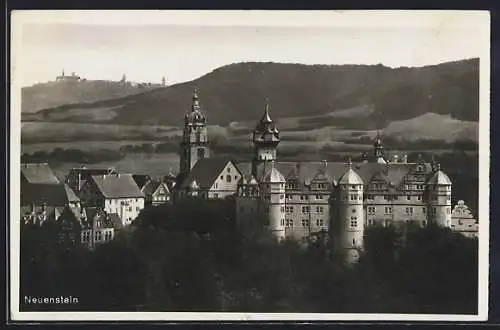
[10,10,490,321]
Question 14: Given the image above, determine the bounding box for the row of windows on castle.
[258,191,450,202]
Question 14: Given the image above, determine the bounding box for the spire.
[348,157,352,169]
[192,85,200,112]
[261,99,272,124]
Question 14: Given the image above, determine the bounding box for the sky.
[12,10,489,87]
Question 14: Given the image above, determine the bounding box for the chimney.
[402,155,408,163]
[393,154,399,163]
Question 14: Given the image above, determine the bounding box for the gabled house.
[55,205,121,247]
[79,173,145,227]
[141,180,171,207]
[177,158,242,200]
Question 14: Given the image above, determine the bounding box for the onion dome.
[184,86,207,125]
[263,162,285,183]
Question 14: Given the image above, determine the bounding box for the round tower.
[260,162,286,240]
[337,159,365,264]
[427,163,452,227]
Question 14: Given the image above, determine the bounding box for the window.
[227,167,231,173]
[281,218,284,226]
[352,208,356,213]
[316,206,324,213]
[136,207,140,211]
[302,219,309,227]
[220,175,223,180]
[352,238,356,246]
[384,207,392,214]
[301,206,309,213]
[432,207,437,214]
[197,148,205,159]
[286,219,293,227]
[351,185,356,190]
[316,194,322,199]
[300,195,306,201]
[407,195,411,201]
[447,195,451,201]
[286,194,292,200]
[422,220,427,227]
[447,207,451,214]
[423,207,427,214]
[367,206,376,215]
[393,196,398,200]
[214,193,219,199]
[226,175,232,183]
[95,231,102,241]
[405,207,414,215]
[214,183,218,189]
[350,195,357,201]
[350,216,358,227]
[280,194,285,200]
[128,206,133,212]
[316,219,324,227]
[417,195,422,201]
[384,195,388,200]
[280,206,285,212]
[234,175,238,180]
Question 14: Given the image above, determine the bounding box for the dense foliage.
[21,198,478,314]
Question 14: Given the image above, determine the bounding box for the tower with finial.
[373,131,386,164]
[161,76,166,86]
[259,160,286,240]
[179,86,210,175]
[252,99,280,177]
[427,162,452,227]
[336,157,365,264]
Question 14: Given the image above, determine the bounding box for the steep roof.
[132,174,152,189]
[263,166,286,183]
[21,163,60,184]
[91,174,144,198]
[339,167,364,185]
[236,161,432,188]
[21,183,80,206]
[180,158,240,189]
[428,170,452,185]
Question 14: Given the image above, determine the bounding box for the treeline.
[21,148,124,164]
[21,198,478,314]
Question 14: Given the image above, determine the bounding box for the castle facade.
[176,87,454,263]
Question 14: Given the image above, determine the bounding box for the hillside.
[22,80,161,113]
[22,58,479,128]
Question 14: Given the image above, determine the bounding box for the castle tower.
[373,132,387,164]
[337,159,365,264]
[260,161,286,240]
[427,163,452,227]
[252,100,280,177]
[179,86,210,175]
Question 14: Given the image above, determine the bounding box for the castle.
[176,87,455,263]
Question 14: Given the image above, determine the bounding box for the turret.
[252,100,280,177]
[373,132,386,164]
[427,163,452,227]
[260,161,286,240]
[337,159,365,264]
[179,86,210,174]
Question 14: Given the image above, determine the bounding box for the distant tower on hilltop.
[56,69,81,82]
[252,100,280,177]
[336,159,365,264]
[120,74,127,84]
[161,76,166,86]
[179,86,210,175]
